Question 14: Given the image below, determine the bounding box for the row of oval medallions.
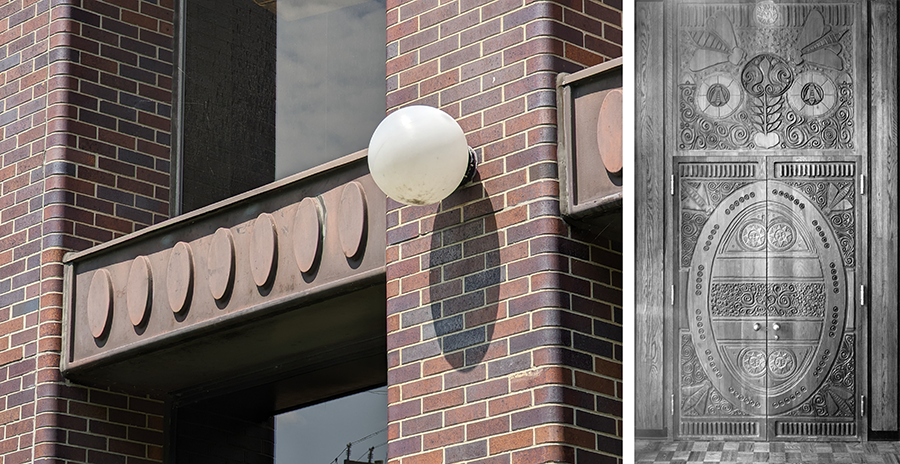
[86,182,369,340]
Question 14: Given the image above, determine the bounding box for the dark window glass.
[177,0,386,213]
[275,387,387,463]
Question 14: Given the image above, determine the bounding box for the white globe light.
[368,106,473,206]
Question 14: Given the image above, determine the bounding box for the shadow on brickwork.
[424,164,501,373]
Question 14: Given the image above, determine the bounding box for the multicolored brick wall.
[3,0,623,461]
[383,0,623,463]
[1,0,171,461]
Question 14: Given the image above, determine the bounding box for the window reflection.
[275,387,387,464]
[179,0,386,212]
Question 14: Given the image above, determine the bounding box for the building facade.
[0,0,623,463]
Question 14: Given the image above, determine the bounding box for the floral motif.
[768,349,797,377]
[740,222,768,250]
[767,222,796,251]
[740,349,767,377]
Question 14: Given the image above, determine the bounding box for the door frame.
[659,0,873,441]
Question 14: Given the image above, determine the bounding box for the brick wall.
[383,0,623,463]
[0,0,172,461]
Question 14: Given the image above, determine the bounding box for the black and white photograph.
[633,0,899,461]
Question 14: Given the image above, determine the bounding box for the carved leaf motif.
[750,102,765,127]
[767,97,784,132]
[682,384,710,416]
[826,387,855,417]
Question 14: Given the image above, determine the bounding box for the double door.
[675,157,862,439]
[668,0,866,440]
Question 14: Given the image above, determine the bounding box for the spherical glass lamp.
[368,106,476,206]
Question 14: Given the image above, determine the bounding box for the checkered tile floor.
[636,441,900,463]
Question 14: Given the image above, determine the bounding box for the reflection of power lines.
[353,440,387,462]
[327,428,387,464]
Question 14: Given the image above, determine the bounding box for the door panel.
[670,0,865,441]
[676,159,860,439]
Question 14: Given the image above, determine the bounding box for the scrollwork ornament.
[680,334,745,417]
[786,334,855,417]
[785,181,856,267]
[681,211,709,267]
[710,282,825,318]
[677,10,855,152]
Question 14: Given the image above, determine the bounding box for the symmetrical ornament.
[740,349,767,377]
[768,349,797,378]
[674,2,860,438]
[678,5,855,151]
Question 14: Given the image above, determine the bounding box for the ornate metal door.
[671,1,865,440]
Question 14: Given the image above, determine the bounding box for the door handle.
[772,323,780,331]
[753,323,761,331]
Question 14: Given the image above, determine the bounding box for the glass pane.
[180,0,386,212]
[275,0,387,179]
[276,387,387,464]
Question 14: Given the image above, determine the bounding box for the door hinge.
[860,284,865,307]
[861,395,866,417]
[860,175,867,196]
[670,175,675,196]
[670,284,675,305]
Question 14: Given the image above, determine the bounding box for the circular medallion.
[740,349,767,377]
[767,222,796,251]
[597,88,623,174]
[166,242,194,314]
[707,84,730,107]
[755,1,779,26]
[250,213,278,287]
[697,73,742,119]
[126,256,152,327]
[338,182,368,259]
[741,54,794,98]
[768,349,797,377]
[87,269,113,339]
[208,228,235,300]
[801,82,824,105]
[293,197,323,273]
[788,71,837,117]
[740,222,767,250]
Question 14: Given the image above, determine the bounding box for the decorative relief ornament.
[698,73,742,118]
[788,71,837,117]
[767,221,796,251]
[740,349,767,377]
[768,349,798,377]
[741,54,793,148]
[678,4,854,151]
[795,9,847,70]
[740,221,767,250]
[754,1,778,27]
[688,12,745,71]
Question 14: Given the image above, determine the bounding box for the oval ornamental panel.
[687,181,847,416]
